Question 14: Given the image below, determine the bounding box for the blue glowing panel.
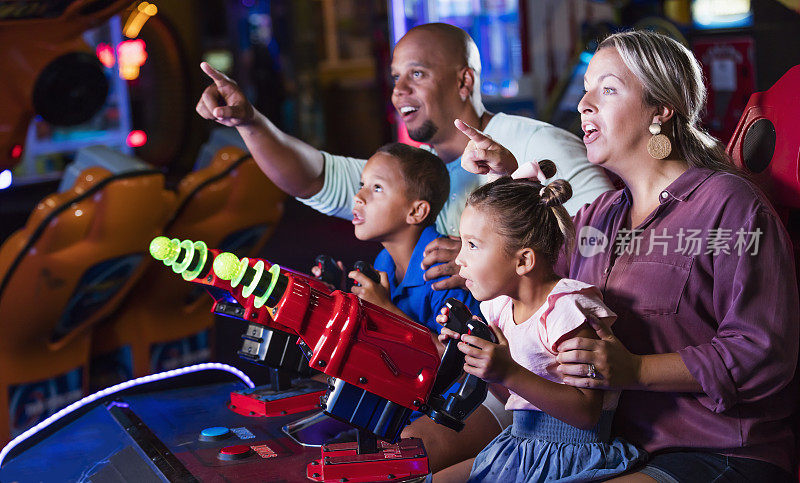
[692,0,753,29]
[389,0,522,99]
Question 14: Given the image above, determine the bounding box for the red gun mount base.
[307,437,428,483]
[229,379,327,418]
[216,300,327,418]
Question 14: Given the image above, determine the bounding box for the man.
[196,23,612,285]
[196,22,613,473]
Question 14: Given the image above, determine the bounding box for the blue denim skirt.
[468,410,646,482]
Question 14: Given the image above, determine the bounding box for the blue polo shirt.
[374,225,482,333]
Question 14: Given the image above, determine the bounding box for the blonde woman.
[452,30,798,482]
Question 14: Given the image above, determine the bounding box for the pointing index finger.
[200,62,230,87]
[454,119,493,148]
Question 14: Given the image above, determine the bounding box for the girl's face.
[455,205,520,301]
[577,47,655,170]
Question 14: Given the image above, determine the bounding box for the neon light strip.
[0,363,254,468]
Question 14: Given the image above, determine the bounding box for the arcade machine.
[147,237,494,481]
[687,0,757,143]
[0,1,136,178]
[0,237,494,482]
[724,63,800,481]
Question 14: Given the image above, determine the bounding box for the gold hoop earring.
[647,122,672,159]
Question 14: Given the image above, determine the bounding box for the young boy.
[346,142,481,332]
[331,143,508,473]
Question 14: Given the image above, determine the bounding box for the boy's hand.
[458,326,520,385]
[310,259,346,291]
[422,237,466,290]
[350,269,391,308]
[437,327,461,345]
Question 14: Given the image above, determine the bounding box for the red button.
[218,445,253,461]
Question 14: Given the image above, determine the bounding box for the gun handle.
[429,298,471,397]
[442,315,495,424]
[426,299,493,431]
[353,260,380,286]
[315,254,344,288]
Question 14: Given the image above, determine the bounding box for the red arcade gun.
[149,236,493,482]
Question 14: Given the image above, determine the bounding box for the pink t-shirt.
[479,278,616,411]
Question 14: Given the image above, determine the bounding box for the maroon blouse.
[560,167,799,472]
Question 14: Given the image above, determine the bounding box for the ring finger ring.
[587,363,597,379]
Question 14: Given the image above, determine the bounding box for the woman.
[453,30,798,482]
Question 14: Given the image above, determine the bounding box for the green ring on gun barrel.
[254,264,281,309]
[213,252,282,308]
[241,260,265,298]
[182,241,208,280]
[172,239,195,274]
[164,238,182,265]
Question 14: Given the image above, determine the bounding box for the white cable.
[0,362,254,467]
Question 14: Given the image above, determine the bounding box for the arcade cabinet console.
[149,236,494,482]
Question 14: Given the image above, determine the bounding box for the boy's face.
[455,205,518,301]
[352,152,416,242]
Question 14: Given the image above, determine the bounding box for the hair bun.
[537,159,557,179]
[540,179,572,208]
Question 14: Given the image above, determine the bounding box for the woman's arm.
[460,325,603,430]
[556,316,702,392]
[559,207,799,407]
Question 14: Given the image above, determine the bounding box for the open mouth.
[582,122,600,144]
[352,210,365,225]
[398,105,420,119]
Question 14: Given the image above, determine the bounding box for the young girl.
[436,161,645,482]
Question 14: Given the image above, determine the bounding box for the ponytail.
[467,160,575,264]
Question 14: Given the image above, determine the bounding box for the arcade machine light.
[689,0,757,143]
[0,3,135,180]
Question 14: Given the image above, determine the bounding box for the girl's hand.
[511,160,549,183]
[454,119,519,180]
[435,306,452,328]
[350,270,392,309]
[556,316,643,389]
[458,325,521,385]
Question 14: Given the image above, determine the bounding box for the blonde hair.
[599,30,739,175]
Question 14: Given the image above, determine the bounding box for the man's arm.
[196,62,325,199]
